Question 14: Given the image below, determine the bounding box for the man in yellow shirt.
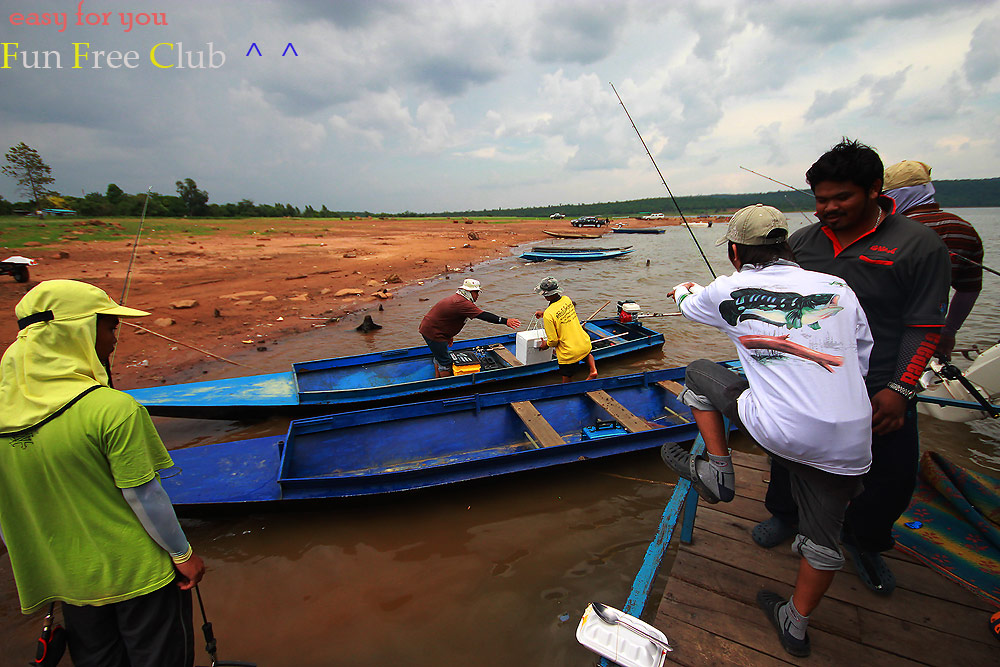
[534,277,597,382]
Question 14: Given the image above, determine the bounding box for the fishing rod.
[195,585,257,667]
[739,165,815,224]
[121,186,153,304]
[739,166,812,197]
[610,82,716,279]
[951,252,1000,278]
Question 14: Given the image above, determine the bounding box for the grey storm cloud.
[529,2,630,65]
[964,17,1000,85]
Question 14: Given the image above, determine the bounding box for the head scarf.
[0,280,148,434]
[885,182,936,215]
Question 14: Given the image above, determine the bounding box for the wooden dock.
[654,451,998,665]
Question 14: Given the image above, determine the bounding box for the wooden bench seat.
[585,390,654,433]
[509,401,563,448]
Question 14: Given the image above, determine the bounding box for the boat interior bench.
[487,343,524,367]
[510,400,564,448]
[585,390,656,432]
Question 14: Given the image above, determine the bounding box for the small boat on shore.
[519,246,634,262]
[612,228,666,234]
[162,364,710,505]
[543,230,604,239]
[126,318,664,418]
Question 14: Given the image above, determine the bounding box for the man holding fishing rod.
[0,280,205,667]
[661,204,874,657]
[882,159,984,361]
[756,139,951,600]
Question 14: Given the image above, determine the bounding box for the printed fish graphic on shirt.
[719,289,842,330]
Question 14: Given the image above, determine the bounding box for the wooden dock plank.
[508,401,563,448]
[585,390,654,433]
[653,451,998,664]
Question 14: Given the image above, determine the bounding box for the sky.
[1,0,998,213]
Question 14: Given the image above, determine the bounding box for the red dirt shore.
[1,216,698,389]
[0,218,560,388]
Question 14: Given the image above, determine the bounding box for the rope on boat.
[121,322,261,370]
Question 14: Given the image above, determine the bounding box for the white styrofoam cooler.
[515,329,553,365]
[576,603,669,667]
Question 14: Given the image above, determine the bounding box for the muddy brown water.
[2,211,998,666]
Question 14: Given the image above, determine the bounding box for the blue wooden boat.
[519,247,634,261]
[126,318,664,418]
[161,365,708,505]
[611,228,665,234]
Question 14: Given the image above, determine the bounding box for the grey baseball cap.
[715,204,789,246]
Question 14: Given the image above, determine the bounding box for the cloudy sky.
[1,0,998,212]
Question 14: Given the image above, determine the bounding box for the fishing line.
[738,165,815,224]
[120,186,152,304]
[740,169,1000,276]
[610,82,716,279]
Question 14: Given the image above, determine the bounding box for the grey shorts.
[682,359,861,569]
[680,359,748,427]
[775,453,863,570]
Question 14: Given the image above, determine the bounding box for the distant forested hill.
[444,178,1000,218]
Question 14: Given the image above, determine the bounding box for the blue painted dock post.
[595,418,733,666]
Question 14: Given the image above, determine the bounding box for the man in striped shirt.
[883,160,984,360]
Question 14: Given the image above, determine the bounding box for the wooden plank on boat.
[656,380,685,397]
[509,401,563,448]
[488,344,523,367]
[585,390,653,432]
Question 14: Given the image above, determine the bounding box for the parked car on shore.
[571,216,610,227]
[641,213,664,220]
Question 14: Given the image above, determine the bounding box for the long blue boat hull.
[611,228,665,234]
[127,318,663,418]
[162,365,716,506]
[518,249,634,261]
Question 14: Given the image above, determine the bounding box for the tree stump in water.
[356,315,382,332]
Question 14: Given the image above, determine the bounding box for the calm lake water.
[1,209,997,666]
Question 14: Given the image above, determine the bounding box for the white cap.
[460,278,481,291]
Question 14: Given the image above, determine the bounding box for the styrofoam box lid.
[516,329,547,340]
[576,604,668,667]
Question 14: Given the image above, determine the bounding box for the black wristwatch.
[887,381,917,401]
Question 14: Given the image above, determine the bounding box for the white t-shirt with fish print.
[678,260,874,475]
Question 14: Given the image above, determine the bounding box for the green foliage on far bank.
[447,178,1000,218]
[0,215,535,250]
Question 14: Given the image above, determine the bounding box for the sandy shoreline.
[0,216,685,388]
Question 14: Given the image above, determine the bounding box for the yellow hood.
[0,280,148,434]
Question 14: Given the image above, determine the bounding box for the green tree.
[175,177,209,216]
[106,183,124,205]
[2,142,56,205]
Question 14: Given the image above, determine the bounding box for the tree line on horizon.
[3,141,1000,220]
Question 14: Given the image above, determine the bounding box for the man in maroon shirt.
[883,160,984,360]
[418,279,521,377]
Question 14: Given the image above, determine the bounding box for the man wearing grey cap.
[661,204,873,657]
[418,278,521,377]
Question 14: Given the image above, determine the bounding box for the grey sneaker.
[757,590,810,658]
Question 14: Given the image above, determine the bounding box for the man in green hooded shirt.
[0,280,205,667]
